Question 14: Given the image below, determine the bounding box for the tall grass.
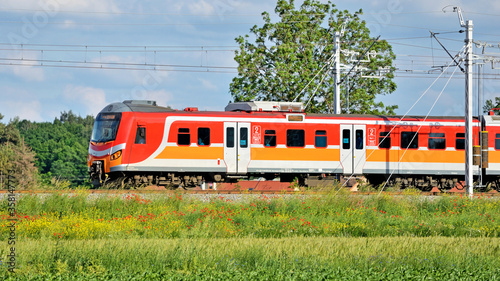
[1,237,499,280]
[1,191,499,279]
[1,191,498,240]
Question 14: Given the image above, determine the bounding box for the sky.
[1,0,500,123]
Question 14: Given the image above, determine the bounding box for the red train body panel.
[87,100,500,190]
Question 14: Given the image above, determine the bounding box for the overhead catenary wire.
[1,33,495,79]
[0,8,451,21]
[292,53,336,102]
[5,53,500,79]
[0,7,480,36]
[0,19,498,78]
[377,61,461,195]
[3,5,500,43]
[430,31,465,72]
[13,7,497,18]
[0,57,238,70]
[333,46,466,194]
[304,71,330,109]
[0,62,237,74]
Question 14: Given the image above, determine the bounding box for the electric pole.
[449,6,473,197]
[333,31,341,114]
[465,19,474,197]
[453,6,475,197]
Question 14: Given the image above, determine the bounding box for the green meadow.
[1,190,499,279]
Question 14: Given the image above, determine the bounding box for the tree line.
[0,112,94,189]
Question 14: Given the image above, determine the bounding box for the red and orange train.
[87,100,500,191]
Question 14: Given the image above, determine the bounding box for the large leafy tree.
[230,0,397,114]
[483,97,500,113]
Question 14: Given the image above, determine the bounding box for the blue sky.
[0,0,500,122]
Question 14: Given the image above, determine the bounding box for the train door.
[129,123,148,162]
[224,122,251,174]
[339,124,366,175]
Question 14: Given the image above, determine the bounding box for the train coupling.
[89,161,104,187]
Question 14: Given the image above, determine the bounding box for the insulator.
[473,145,481,166]
[481,131,489,150]
[481,131,489,168]
[482,150,489,168]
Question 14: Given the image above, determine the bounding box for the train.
[87,100,500,191]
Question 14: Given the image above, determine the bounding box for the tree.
[0,115,39,189]
[230,0,397,114]
[15,111,95,186]
[483,97,500,114]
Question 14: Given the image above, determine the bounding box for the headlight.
[111,150,122,161]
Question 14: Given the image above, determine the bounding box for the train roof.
[307,113,477,121]
[99,100,478,122]
[99,100,175,114]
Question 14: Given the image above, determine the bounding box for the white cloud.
[6,100,43,122]
[188,0,216,16]
[60,0,121,13]
[61,19,76,28]
[86,54,171,86]
[142,90,173,107]
[0,51,45,82]
[199,78,218,90]
[0,87,44,122]
[63,85,107,116]
[2,0,121,13]
[12,62,44,82]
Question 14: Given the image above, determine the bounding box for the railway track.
[0,189,498,196]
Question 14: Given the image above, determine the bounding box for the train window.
[91,113,122,143]
[240,127,248,148]
[226,127,234,148]
[342,129,350,149]
[428,133,446,149]
[264,130,276,147]
[401,131,418,149]
[379,132,391,149]
[456,133,465,150]
[287,129,305,147]
[198,128,210,146]
[177,128,190,145]
[355,130,363,150]
[315,130,327,148]
[496,134,500,150]
[135,127,146,144]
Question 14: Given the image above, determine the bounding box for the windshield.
[91,113,122,143]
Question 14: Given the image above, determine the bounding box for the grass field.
[1,237,499,280]
[1,190,499,279]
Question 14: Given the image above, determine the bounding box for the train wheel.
[101,176,129,189]
[477,182,491,192]
[490,179,500,192]
[91,178,101,189]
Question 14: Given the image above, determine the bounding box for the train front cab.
[88,111,126,186]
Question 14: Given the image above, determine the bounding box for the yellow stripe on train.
[251,148,340,161]
[366,149,466,163]
[154,146,500,164]
[156,146,224,160]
